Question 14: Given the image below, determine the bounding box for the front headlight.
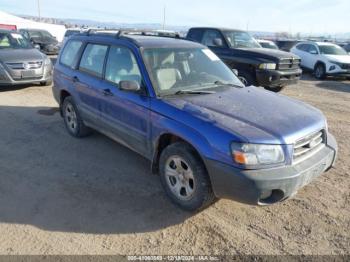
[328,60,342,67]
[44,57,52,66]
[231,142,285,167]
[258,63,276,70]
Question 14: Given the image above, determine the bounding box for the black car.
[19,29,60,55]
[186,28,302,92]
[343,43,350,53]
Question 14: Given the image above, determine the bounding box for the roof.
[74,32,204,49]
[189,27,245,32]
[296,41,339,46]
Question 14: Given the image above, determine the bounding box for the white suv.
[291,42,350,79]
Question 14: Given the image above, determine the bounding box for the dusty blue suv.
[52,30,337,211]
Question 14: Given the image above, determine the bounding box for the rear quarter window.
[60,40,83,68]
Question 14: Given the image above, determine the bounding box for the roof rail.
[82,28,181,39]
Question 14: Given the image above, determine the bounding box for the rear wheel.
[62,96,91,138]
[314,63,326,80]
[159,142,216,211]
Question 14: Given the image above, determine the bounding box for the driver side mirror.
[213,38,223,47]
[119,80,140,92]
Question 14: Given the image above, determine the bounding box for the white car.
[257,39,279,50]
[291,41,350,79]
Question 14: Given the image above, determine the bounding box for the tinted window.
[296,44,308,51]
[202,30,225,47]
[28,30,42,39]
[79,44,108,77]
[105,46,142,85]
[60,40,83,68]
[187,29,203,42]
[307,45,318,54]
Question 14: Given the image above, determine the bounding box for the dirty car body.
[52,32,337,210]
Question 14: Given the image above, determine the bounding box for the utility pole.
[162,5,166,30]
[37,0,41,21]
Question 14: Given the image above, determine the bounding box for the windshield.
[143,48,244,95]
[260,41,278,50]
[223,31,261,48]
[29,30,53,39]
[0,32,32,49]
[319,45,348,55]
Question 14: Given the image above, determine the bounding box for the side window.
[202,30,224,47]
[307,45,318,54]
[296,44,307,51]
[60,40,83,68]
[187,29,203,42]
[79,43,108,77]
[105,46,142,85]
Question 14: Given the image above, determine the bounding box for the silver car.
[0,29,53,86]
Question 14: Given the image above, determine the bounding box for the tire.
[159,142,216,211]
[264,85,285,92]
[237,71,255,86]
[314,63,326,80]
[40,80,53,86]
[62,96,91,138]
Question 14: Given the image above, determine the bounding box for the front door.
[100,45,151,156]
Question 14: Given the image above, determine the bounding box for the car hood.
[0,48,45,63]
[233,47,300,61]
[32,37,57,45]
[164,86,326,144]
[324,54,350,63]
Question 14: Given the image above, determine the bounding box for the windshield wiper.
[214,80,244,88]
[174,89,216,95]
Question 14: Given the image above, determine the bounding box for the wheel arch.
[151,132,209,175]
[59,90,72,116]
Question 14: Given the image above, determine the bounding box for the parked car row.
[51,29,337,211]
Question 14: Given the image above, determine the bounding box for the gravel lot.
[0,71,349,255]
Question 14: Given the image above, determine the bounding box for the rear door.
[304,44,320,69]
[99,45,151,156]
[74,43,109,124]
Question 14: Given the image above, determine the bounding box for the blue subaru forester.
[52,30,338,211]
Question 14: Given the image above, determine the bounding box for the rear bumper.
[205,133,337,205]
[256,68,302,88]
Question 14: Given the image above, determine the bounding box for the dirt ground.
[0,72,349,256]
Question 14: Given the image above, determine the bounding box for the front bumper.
[256,68,302,88]
[205,133,337,205]
[0,64,53,86]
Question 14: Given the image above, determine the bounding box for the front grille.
[293,130,325,161]
[341,63,350,70]
[5,61,43,70]
[278,58,301,70]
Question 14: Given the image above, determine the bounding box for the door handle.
[72,76,79,83]
[102,88,113,96]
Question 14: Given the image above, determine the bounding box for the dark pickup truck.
[186,27,302,92]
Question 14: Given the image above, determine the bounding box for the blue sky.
[0,0,349,33]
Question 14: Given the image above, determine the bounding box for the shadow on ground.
[301,73,350,93]
[0,105,191,234]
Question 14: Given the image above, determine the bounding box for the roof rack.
[83,28,181,39]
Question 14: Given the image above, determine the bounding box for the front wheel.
[159,142,216,211]
[264,85,285,92]
[314,63,326,80]
[237,71,255,86]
